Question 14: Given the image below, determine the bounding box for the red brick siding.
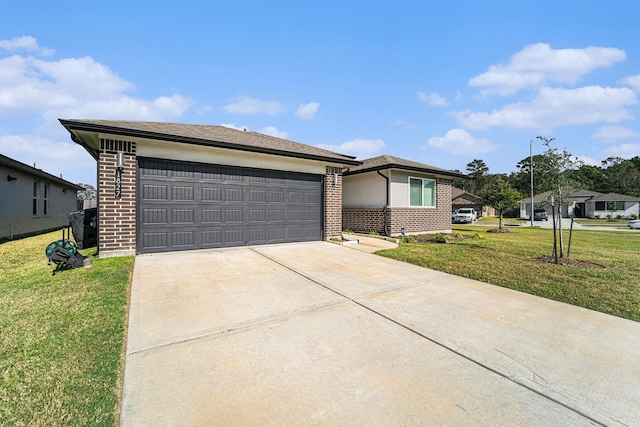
[98,140,137,255]
[324,166,343,238]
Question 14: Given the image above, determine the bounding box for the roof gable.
[343,154,465,178]
[59,119,361,166]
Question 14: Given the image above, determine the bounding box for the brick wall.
[342,208,385,234]
[324,166,343,238]
[342,178,453,235]
[98,139,137,257]
[389,178,452,234]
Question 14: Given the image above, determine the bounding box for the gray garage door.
[138,158,323,254]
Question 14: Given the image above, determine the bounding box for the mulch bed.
[404,233,479,244]
[540,255,604,268]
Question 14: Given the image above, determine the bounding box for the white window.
[409,177,436,207]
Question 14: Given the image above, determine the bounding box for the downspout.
[376,170,390,236]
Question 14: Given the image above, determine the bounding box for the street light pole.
[530,139,534,227]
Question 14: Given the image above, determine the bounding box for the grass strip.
[0,231,134,426]
[378,226,640,322]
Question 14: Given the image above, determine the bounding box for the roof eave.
[344,163,466,179]
[59,119,361,166]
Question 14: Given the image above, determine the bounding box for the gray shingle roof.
[520,190,639,204]
[592,192,640,202]
[343,154,465,178]
[59,119,360,165]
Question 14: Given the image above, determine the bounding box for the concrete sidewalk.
[121,242,640,426]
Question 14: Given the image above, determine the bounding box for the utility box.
[67,208,97,249]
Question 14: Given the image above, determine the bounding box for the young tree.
[482,176,522,231]
[536,136,583,260]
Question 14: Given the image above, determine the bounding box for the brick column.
[324,166,343,239]
[98,139,137,257]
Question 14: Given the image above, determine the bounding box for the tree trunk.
[558,204,564,258]
[498,210,503,230]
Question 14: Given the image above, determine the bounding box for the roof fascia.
[60,119,361,166]
[344,163,466,179]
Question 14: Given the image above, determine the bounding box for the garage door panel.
[139,159,322,253]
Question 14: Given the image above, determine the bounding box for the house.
[519,190,640,219]
[60,119,361,257]
[451,187,494,217]
[0,153,83,240]
[342,155,465,236]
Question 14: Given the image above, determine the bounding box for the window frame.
[43,183,49,216]
[32,181,38,216]
[408,176,436,207]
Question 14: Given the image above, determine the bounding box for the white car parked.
[453,208,477,223]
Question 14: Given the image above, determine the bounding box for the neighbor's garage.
[138,158,322,253]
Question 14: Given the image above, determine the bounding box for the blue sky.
[2,1,640,186]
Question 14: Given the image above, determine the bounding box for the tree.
[465,159,489,194]
[481,176,522,231]
[508,154,546,196]
[76,183,97,200]
[536,136,583,261]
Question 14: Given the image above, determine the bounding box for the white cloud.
[602,143,640,159]
[317,138,385,159]
[593,125,640,142]
[0,133,95,184]
[455,86,637,130]
[259,126,288,138]
[219,123,247,131]
[427,129,497,156]
[469,43,626,96]
[223,97,285,115]
[621,74,640,92]
[0,52,192,130]
[417,92,447,106]
[0,36,54,56]
[575,155,599,166]
[295,102,319,120]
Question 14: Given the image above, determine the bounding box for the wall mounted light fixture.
[116,151,125,169]
[333,173,339,185]
[7,175,17,181]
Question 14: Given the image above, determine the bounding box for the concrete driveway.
[121,242,640,426]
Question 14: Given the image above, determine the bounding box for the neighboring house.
[451,187,493,217]
[60,119,360,257]
[519,190,640,219]
[0,153,83,240]
[342,155,465,236]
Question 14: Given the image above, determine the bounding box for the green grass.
[378,226,640,322]
[475,216,527,225]
[0,230,134,426]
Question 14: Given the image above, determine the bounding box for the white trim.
[408,176,436,208]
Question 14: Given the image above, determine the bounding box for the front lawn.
[378,226,640,322]
[0,230,134,426]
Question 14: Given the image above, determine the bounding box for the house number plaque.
[115,168,122,198]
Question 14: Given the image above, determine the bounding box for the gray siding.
[0,164,79,239]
